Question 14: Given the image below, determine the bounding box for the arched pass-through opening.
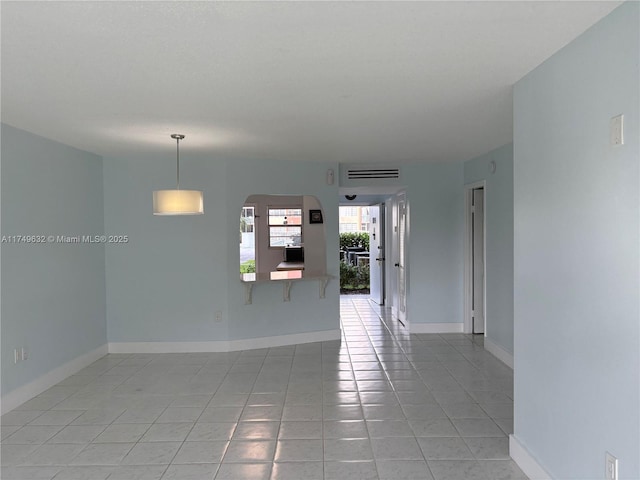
[240,194,328,278]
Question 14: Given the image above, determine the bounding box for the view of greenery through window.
[240,206,303,274]
[240,206,256,273]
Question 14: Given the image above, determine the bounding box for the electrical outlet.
[606,452,618,480]
[21,347,28,361]
[215,311,223,323]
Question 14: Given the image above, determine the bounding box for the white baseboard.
[109,341,228,354]
[510,434,552,479]
[410,322,464,334]
[484,337,514,369]
[228,329,341,351]
[1,344,108,415]
[108,329,342,354]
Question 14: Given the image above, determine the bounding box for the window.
[268,208,302,247]
[241,207,254,233]
[340,223,358,233]
[340,207,358,217]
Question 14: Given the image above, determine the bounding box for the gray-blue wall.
[1,124,107,395]
[464,144,514,353]
[103,154,340,344]
[404,162,464,325]
[103,153,230,343]
[513,3,639,478]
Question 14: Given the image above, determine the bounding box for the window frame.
[267,206,303,248]
[241,206,255,233]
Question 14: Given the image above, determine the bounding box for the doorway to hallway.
[464,182,486,334]
[338,204,385,305]
[339,205,372,295]
[338,188,407,327]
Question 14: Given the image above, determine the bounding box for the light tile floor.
[1,296,528,479]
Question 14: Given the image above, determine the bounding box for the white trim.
[463,180,487,335]
[108,329,342,354]
[484,337,514,369]
[510,435,553,480]
[230,329,340,351]
[109,341,228,354]
[410,322,464,334]
[1,344,108,415]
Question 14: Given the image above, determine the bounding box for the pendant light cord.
[170,133,185,190]
[176,136,180,190]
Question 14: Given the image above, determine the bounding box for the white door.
[472,188,485,333]
[393,194,408,325]
[369,204,384,305]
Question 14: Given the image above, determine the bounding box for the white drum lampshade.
[153,189,203,215]
[153,134,204,216]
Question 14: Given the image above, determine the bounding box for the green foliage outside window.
[339,232,369,250]
[339,232,370,291]
[240,259,256,274]
[340,261,370,290]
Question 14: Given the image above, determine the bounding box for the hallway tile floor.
[1,297,527,479]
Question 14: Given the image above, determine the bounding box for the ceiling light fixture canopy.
[153,134,204,215]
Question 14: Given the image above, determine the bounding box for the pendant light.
[153,134,204,215]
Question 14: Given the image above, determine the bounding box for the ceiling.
[1,1,620,164]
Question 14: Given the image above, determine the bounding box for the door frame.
[464,181,487,335]
[392,191,409,326]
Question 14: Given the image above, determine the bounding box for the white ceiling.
[1,1,620,163]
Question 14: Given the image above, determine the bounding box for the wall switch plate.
[610,114,624,146]
[215,311,223,323]
[21,347,28,360]
[606,452,618,480]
